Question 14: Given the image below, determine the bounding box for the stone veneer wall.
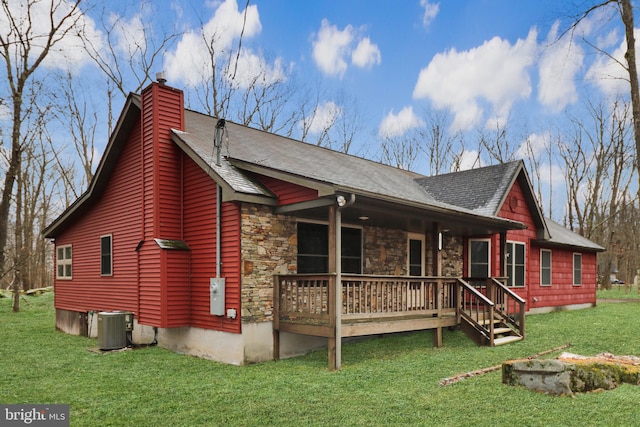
[240,204,297,323]
[239,202,466,323]
[426,235,464,276]
[363,225,407,275]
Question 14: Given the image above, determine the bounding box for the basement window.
[56,245,72,279]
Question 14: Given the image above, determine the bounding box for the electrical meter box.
[210,278,226,315]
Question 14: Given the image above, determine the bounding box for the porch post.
[500,231,507,278]
[431,222,443,348]
[328,204,342,370]
[431,222,442,276]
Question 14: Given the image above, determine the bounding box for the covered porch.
[272,273,525,370]
[271,196,527,369]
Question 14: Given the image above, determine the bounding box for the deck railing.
[341,275,458,317]
[273,274,525,344]
[488,277,526,338]
[457,278,495,344]
[274,274,459,321]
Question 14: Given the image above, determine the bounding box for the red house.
[43,81,603,368]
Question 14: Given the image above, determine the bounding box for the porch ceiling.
[290,195,524,237]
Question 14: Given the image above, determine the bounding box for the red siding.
[528,247,597,310]
[495,179,538,304]
[183,155,241,333]
[53,120,143,315]
[138,83,185,325]
[253,173,318,205]
[163,249,191,327]
[495,177,596,310]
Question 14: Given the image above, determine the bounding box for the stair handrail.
[489,277,526,339]
[457,278,495,345]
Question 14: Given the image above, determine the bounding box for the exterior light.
[359,216,369,221]
[336,195,347,207]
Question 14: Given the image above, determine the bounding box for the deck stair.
[458,278,526,347]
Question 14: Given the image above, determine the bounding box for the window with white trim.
[56,245,72,279]
[101,235,112,276]
[469,239,490,278]
[573,253,582,286]
[540,249,552,286]
[506,241,525,287]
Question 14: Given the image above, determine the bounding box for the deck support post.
[328,204,342,370]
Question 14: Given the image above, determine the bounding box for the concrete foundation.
[527,302,594,315]
[57,308,327,365]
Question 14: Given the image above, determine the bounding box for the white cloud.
[413,28,538,131]
[312,19,380,77]
[352,37,381,69]
[537,22,583,111]
[0,0,102,72]
[231,52,288,89]
[378,106,425,138]
[312,19,354,78]
[420,0,439,28]
[165,0,266,87]
[303,101,343,134]
[456,149,482,171]
[109,13,147,59]
[584,28,640,97]
[516,132,549,159]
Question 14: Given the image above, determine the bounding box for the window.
[540,249,552,286]
[573,253,582,286]
[408,234,424,276]
[341,227,362,274]
[506,241,525,287]
[469,239,490,278]
[56,245,72,279]
[297,222,362,274]
[101,235,112,276]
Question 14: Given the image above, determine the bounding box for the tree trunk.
[620,0,640,197]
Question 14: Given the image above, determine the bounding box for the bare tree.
[563,0,640,206]
[560,99,634,287]
[418,110,460,175]
[81,1,179,132]
[378,132,421,170]
[0,0,84,309]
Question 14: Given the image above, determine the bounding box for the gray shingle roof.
[415,162,522,216]
[176,110,476,212]
[543,218,605,251]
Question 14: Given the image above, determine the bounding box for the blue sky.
[1,0,633,218]
[147,0,626,141]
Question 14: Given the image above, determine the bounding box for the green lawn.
[1,293,640,426]
[597,284,640,300]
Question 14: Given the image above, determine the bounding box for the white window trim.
[573,253,582,286]
[407,232,425,276]
[506,240,526,288]
[540,249,552,287]
[101,234,113,277]
[468,238,491,278]
[56,244,72,280]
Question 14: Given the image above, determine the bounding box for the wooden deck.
[273,274,526,368]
